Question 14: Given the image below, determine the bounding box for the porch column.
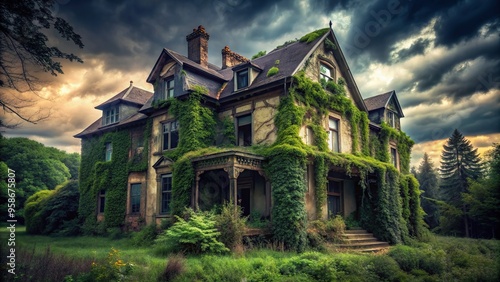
[224,167,244,208]
[194,171,203,210]
[265,180,271,217]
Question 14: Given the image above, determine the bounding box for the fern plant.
[155,209,229,254]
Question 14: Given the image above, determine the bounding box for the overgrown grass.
[1,226,498,282]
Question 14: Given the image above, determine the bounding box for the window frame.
[328,117,340,153]
[319,62,335,83]
[105,142,113,161]
[98,189,106,214]
[160,174,173,215]
[390,147,398,169]
[388,111,396,128]
[162,120,179,151]
[164,78,175,100]
[236,113,252,146]
[236,68,249,89]
[129,183,141,215]
[327,179,343,218]
[103,106,119,125]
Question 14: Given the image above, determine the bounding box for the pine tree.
[439,129,482,237]
[417,153,440,229]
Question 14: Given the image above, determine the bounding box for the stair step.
[343,238,378,244]
[342,234,374,239]
[344,229,368,234]
[337,241,389,249]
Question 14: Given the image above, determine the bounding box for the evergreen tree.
[416,153,440,229]
[463,143,500,238]
[439,129,482,237]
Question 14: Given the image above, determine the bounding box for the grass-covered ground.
[1,226,499,281]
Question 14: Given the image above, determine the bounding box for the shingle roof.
[75,84,153,138]
[364,90,404,117]
[364,91,394,111]
[95,83,153,109]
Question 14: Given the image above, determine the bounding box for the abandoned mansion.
[75,25,420,249]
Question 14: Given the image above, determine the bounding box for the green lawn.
[1,226,499,282]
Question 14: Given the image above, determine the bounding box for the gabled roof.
[143,27,368,112]
[146,48,225,84]
[364,90,404,117]
[75,84,153,138]
[95,83,153,109]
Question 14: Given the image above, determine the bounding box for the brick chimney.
[221,46,249,69]
[186,25,209,68]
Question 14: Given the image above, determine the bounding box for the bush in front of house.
[214,202,246,251]
[154,208,229,255]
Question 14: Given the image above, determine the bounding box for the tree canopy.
[0,136,80,222]
[0,0,83,127]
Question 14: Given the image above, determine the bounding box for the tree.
[0,136,78,221]
[463,143,500,238]
[416,153,440,229]
[0,0,83,128]
[439,129,482,237]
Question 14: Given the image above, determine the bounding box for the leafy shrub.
[388,245,446,275]
[159,253,186,282]
[279,252,337,281]
[107,227,125,240]
[131,223,158,247]
[24,190,54,234]
[24,180,80,235]
[155,209,229,255]
[388,245,420,272]
[344,212,360,229]
[214,202,246,251]
[309,216,345,242]
[367,255,403,282]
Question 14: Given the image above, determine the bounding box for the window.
[104,107,119,125]
[320,63,334,83]
[164,78,175,99]
[302,126,314,145]
[328,118,339,152]
[98,190,106,213]
[130,183,141,214]
[327,180,342,217]
[236,69,249,89]
[388,111,395,127]
[237,114,252,146]
[162,121,179,150]
[105,142,113,161]
[391,147,398,168]
[161,174,172,214]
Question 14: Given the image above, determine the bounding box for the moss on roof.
[299,28,330,43]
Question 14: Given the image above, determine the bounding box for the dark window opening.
[130,183,141,214]
[104,106,119,125]
[237,69,249,89]
[161,174,172,214]
[391,147,398,168]
[327,180,342,218]
[388,111,395,127]
[98,190,106,213]
[237,114,252,146]
[163,121,179,150]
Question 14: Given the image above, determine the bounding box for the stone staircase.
[335,228,390,252]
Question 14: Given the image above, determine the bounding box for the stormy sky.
[3,0,500,168]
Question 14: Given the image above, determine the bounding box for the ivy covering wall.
[78,120,150,234]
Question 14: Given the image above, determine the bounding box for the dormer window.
[164,78,175,99]
[236,69,249,89]
[320,63,334,83]
[104,106,119,125]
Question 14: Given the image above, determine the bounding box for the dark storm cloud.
[394,38,429,61]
